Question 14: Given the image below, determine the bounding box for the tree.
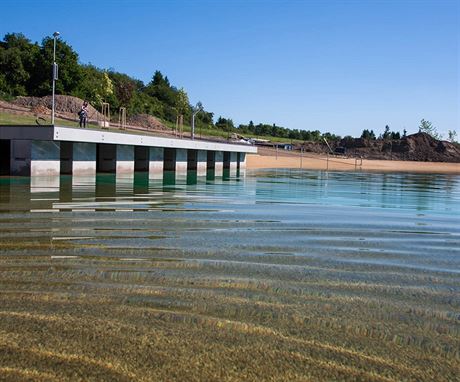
[145,70,177,108]
[419,119,441,140]
[175,88,189,116]
[390,131,401,140]
[361,129,376,140]
[75,66,114,108]
[447,130,458,143]
[382,125,391,140]
[25,37,82,96]
[0,33,39,96]
[110,71,137,107]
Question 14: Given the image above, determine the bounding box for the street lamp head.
[53,31,60,38]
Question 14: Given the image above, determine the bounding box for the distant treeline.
[1,32,341,141]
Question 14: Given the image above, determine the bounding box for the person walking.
[79,100,89,128]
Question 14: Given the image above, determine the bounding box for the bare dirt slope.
[1,95,167,131]
[299,133,460,163]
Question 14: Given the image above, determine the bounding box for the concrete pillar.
[73,142,96,176]
[31,140,60,176]
[215,151,224,177]
[176,148,188,181]
[197,150,207,177]
[116,145,134,174]
[149,147,164,179]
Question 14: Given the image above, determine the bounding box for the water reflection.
[1,170,459,215]
[0,169,459,381]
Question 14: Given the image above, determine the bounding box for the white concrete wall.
[149,147,164,179]
[230,152,238,174]
[176,148,188,179]
[239,152,247,169]
[73,142,96,176]
[215,151,224,177]
[31,141,60,176]
[197,150,207,176]
[54,126,257,154]
[116,145,134,174]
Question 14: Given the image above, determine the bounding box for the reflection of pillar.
[30,140,60,176]
[176,148,187,179]
[0,179,32,212]
[72,175,96,198]
[116,145,134,174]
[73,142,96,176]
[31,176,60,199]
[149,147,164,179]
[215,151,223,176]
[197,150,207,176]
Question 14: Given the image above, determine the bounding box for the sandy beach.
[247,147,460,174]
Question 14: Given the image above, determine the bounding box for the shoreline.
[246,149,460,174]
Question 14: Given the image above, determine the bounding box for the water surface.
[0,170,459,381]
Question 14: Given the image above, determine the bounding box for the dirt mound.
[297,132,460,163]
[13,95,102,120]
[127,114,167,131]
[337,132,460,162]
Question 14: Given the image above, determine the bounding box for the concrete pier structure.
[0,125,256,180]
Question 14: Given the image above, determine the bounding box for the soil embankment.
[296,133,460,163]
[1,95,168,131]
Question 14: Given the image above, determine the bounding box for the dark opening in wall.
[163,148,176,172]
[187,149,197,171]
[134,146,149,172]
[60,141,73,175]
[0,140,11,176]
[223,151,231,169]
[207,151,215,170]
[96,144,116,173]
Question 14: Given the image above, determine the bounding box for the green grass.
[0,111,301,144]
[0,112,93,128]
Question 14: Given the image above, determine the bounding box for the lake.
[0,169,459,381]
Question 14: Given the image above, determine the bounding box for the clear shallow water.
[0,169,459,381]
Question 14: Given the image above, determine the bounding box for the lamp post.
[51,31,60,125]
[191,102,203,140]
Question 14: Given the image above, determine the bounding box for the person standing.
[79,100,89,128]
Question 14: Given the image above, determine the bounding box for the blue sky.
[2,0,459,137]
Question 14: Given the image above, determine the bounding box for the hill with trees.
[0,32,339,142]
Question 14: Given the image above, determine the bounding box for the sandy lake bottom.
[0,169,459,381]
